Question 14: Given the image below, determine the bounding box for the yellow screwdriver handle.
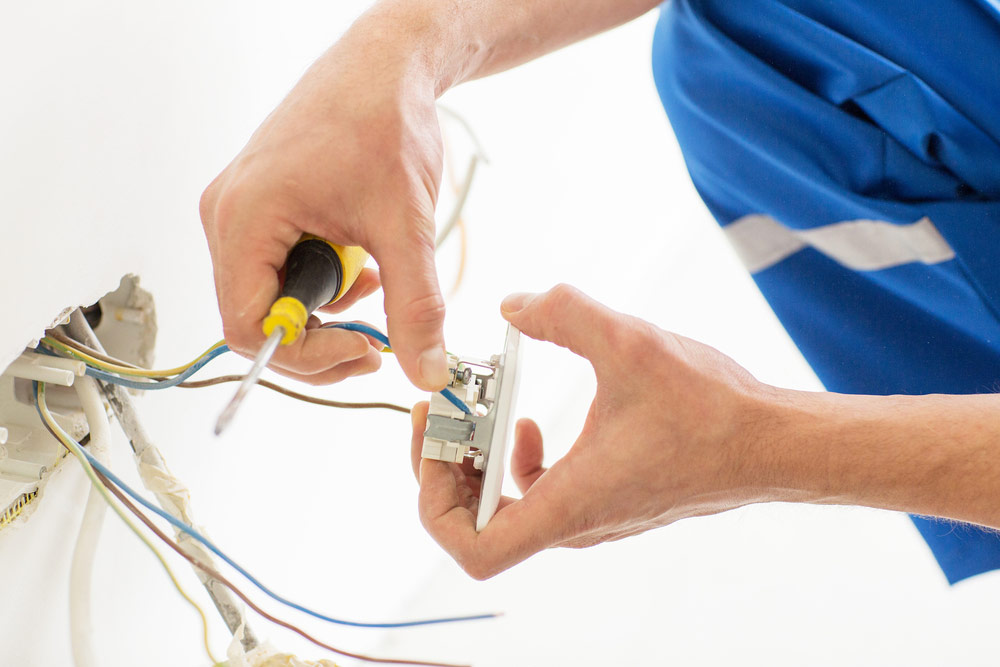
[262,236,369,346]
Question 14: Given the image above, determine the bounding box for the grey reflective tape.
[724,214,956,274]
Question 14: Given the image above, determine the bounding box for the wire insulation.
[97,471,468,667]
[47,332,409,414]
[42,335,226,378]
[65,430,496,629]
[79,345,229,390]
[179,375,410,414]
[323,323,471,415]
[34,382,219,665]
[48,325,464,413]
[69,378,110,667]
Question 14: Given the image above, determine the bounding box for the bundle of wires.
[40,324,471,414]
[35,329,493,665]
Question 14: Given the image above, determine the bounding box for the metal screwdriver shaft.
[212,237,370,435]
[214,326,285,435]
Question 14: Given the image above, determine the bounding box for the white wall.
[2,2,999,666]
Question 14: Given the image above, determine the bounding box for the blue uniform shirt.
[651,0,1000,583]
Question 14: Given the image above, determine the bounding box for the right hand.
[199,20,450,389]
[410,285,780,580]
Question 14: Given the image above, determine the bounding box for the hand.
[199,19,450,389]
[410,284,782,579]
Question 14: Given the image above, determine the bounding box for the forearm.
[351,0,663,94]
[762,390,1000,530]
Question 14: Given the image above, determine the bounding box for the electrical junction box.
[0,275,156,534]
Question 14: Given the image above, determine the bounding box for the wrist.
[346,1,477,97]
[736,386,843,507]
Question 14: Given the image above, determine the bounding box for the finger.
[410,401,484,488]
[511,418,548,495]
[499,284,620,364]
[208,197,302,362]
[263,349,383,386]
[410,402,486,490]
[410,401,430,481]
[418,452,574,580]
[316,267,381,315]
[370,218,449,391]
[316,320,391,351]
[265,327,376,376]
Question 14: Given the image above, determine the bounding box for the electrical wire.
[96,471,468,667]
[434,155,479,250]
[69,345,229,391]
[178,375,410,414]
[437,105,485,295]
[69,378,109,667]
[435,104,486,252]
[47,330,143,368]
[65,309,261,653]
[33,382,220,665]
[323,323,471,415]
[47,321,464,414]
[61,424,496,629]
[42,335,226,378]
[448,214,469,298]
[46,333,410,414]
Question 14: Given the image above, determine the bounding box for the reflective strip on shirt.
[724,214,956,273]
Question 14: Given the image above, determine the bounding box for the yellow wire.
[36,383,220,665]
[41,337,227,379]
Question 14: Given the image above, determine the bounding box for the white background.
[1,2,998,666]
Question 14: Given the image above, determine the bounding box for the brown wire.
[178,375,411,414]
[48,330,143,368]
[37,390,452,666]
[49,331,410,414]
[93,468,467,667]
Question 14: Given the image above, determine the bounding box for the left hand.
[410,284,787,580]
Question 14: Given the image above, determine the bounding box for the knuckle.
[547,282,579,301]
[363,350,384,373]
[396,215,437,251]
[612,317,662,361]
[538,283,581,318]
[199,176,222,224]
[394,291,446,328]
[457,556,496,582]
[209,177,259,241]
[221,323,257,359]
[544,283,578,308]
[298,367,338,386]
[340,331,371,359]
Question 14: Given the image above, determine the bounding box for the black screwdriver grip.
[280,239,344,314]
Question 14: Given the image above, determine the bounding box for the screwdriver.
[214,236,369,435]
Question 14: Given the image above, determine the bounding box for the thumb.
[372,222,449,391]
[500,284,617,362]
[511,418,548,495]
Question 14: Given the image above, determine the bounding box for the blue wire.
[323,323,472,415]
[81,345,230,390]
[31,383,496,629]
[44,322,472,412]
[325,321,391,348]
[438,386,473,415]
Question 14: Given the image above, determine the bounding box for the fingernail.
[501,292,537,315]
[418,346,449,389]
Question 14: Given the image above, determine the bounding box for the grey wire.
[65,311,258,651]
[435,105,488,250]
